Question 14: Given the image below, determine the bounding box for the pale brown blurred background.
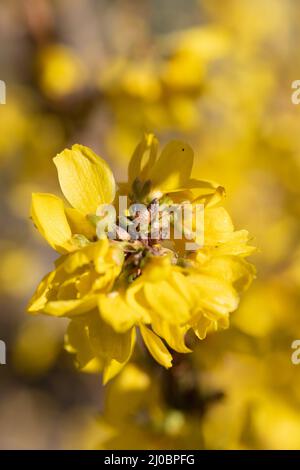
[1,0,300,449]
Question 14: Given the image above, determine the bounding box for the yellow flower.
[28,134,255,383]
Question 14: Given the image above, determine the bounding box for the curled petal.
[31,193,73,253]
[103,328,136,384]
[88,314,134,364]
[152,318,191,353]
[27,270,56,313]
[193,315,212,340]
[190,274,239,318]
[140,325,172,368]
[65,318,99,369]
[44,296,98,317]
[199,255,256,294]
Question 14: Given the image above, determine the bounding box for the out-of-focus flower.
[28,134,255,383]
[77,362,210,450]
[0,244,45,297]
[37,45,88,99]
[159,26,230,92]
[98,25,231,162]
[0,98,28,164]
[12,318,62,377]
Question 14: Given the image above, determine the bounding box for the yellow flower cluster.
[28,134,255,383]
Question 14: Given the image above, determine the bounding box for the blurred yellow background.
[0,0,300,449]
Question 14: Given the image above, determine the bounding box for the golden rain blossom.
[28,134,255,383]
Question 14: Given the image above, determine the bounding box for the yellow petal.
[140,325,172,368]
[192,184,225,207]
[139,254,172,283]
[204,206,234,245]
[103,359,126,385]
[144,279,190,324]
[63,239,109,273]
[152,318,191,353]
[98,291,138,333]
[53,144,115,214]
[44,295,97,317]
[128,133,158,184]
[81,358,103,374]
[102,328,136,384]
[65,318,96,368]
[31,193,73,253]
[65,207,95,239]
[193,315,211,340]
[170,270,196,307]
[149,140,193,192]
[57,276,78,299]
[199,256,256,294]
[27,270,56,313]
[212,230,257,257]
[217,315,230,330]
[186,177,221,190]
[190,274,239,317]
[63,251,91,273]
[125,283,151,323]
[88,314,134,363]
